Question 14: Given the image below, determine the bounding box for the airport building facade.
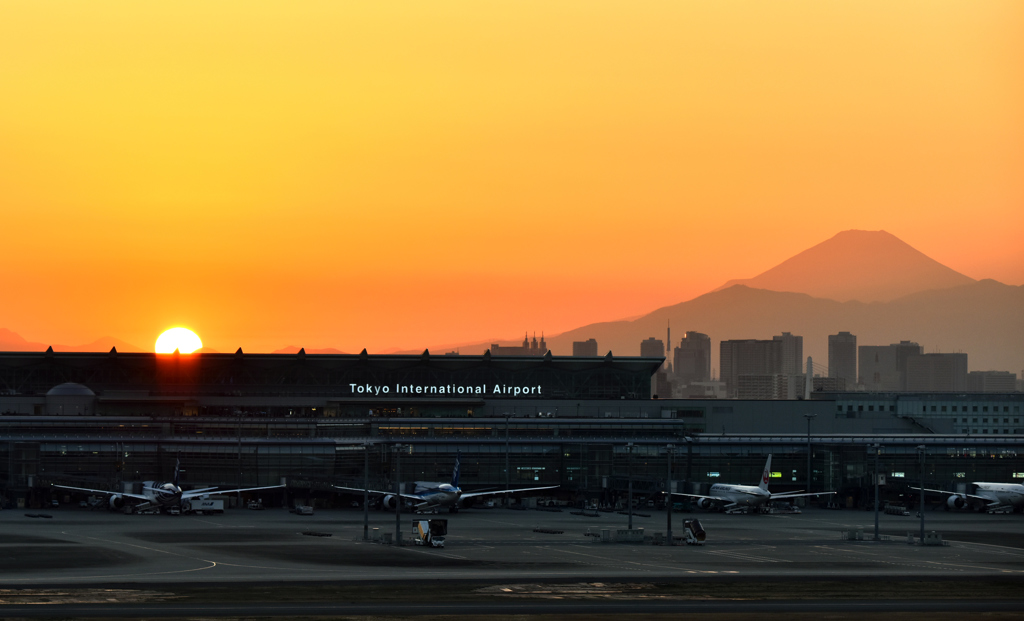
[1,351,1021,509]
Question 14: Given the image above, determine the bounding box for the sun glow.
[155,328,203,354]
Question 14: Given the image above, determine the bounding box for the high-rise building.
[737,374,791,400]
[640,337,665,359]
[674,331,711,386]
[905,353,968,392]
[773,332,804,375]
[967,371,1017,393]
[641,337,669,397]
[828,332,857,386]
[572,339,598,357]
[720,333,805,398]
[859,341,922,391]
[653,370,672,399]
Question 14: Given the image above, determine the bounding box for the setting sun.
[155,328,203,354]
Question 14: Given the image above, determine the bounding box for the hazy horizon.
[2,2,1022,355]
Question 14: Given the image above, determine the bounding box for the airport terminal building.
[1,350,1021,509]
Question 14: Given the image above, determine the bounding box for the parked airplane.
[913,483,1024,513]
[54,459,283,513]
[673,454,834,512]
[335,452,557,512]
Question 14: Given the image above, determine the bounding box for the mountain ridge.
[0,329,143,353]
[717,229,976,303]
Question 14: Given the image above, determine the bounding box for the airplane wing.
[333,485,424,501]
[460,485,559,500]
[910,487,993,502]
[771,491,836,499]
[53,484,149,501]
[181,484,283,499]
[177,487,219,496]
[670,492,720,501]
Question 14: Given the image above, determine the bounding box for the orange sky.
[2,1,1022,353]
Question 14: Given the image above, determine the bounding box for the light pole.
[236,409,243,510]
[627,442,634,530]
[918,444,926,543]
[393,443,404,545]
[804,414,817,496]
[665,444,674,545]
[505,414,511,502]
[872,443,882,541]
[363,442,373,541]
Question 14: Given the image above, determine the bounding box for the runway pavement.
[2,504,1023,586]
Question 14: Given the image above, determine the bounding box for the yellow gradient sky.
[2,1,1022,353]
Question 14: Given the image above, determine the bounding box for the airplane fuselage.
[144,481,184,507]
[709,484,771,507]
[411,483,461,509]
[974,483,1024,509]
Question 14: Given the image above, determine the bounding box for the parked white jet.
[673,455,834,512]
[336,452,557,512]
[913,483,1024,513]
[54,459,283,512]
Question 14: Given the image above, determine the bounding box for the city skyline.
[2,229,1021,376]
[2,2,1022,356]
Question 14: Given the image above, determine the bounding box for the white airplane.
[54,458,283,513]
[335,452,557,513]
[913,483,1024,513]
[673,454,834,512]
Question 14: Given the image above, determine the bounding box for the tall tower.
[666,321,672,374]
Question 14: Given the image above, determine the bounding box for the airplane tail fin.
[451,451,461,488]
[173,456,181,487]
[758,454,772,491]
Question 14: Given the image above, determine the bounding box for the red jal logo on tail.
[762,471,770,485]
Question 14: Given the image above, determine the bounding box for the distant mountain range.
[406,231,1023,374]
[272,346,348,355]
[2,230,1021,374]
[716,230,976,303]
[544,279,1022,374]
[0,329,143,353]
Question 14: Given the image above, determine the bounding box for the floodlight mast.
[665,445,674,545]
[871,444,882,541]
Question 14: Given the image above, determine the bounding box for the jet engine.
[946,495,967,510]
[697,498,715,510]
[108,494,125,510]
[381,494,397,510]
